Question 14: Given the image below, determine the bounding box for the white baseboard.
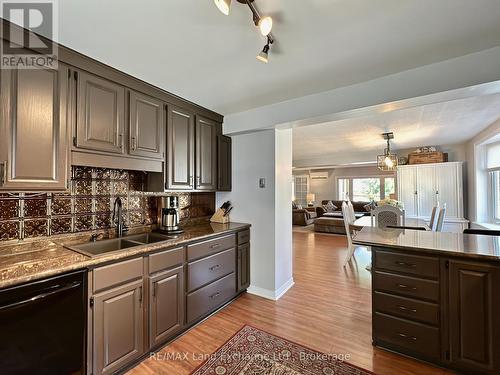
[247,277,295,301]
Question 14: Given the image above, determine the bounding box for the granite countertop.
[353,227,500,261]
[0,222,250,289]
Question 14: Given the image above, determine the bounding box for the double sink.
[65,233,177,258]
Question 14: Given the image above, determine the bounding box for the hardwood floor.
[129,230,452,375]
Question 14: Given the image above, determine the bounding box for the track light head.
[258,16,273,36]
[214,0,231,15]
[256,42,270,63]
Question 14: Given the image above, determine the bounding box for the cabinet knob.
[0,161,6,186]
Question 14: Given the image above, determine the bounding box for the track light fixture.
[256,37,272,63]
[214,0,277,62]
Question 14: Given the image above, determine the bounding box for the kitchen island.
[353,227,500,375]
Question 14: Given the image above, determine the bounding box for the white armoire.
[397,162,469,233]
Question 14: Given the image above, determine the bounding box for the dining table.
[353,216,431,231]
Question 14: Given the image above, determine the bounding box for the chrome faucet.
[112,197,128,237]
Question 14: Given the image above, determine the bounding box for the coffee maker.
[158,196,183,234]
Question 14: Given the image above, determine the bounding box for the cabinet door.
[237,243,250,292]
[448,260,500,374]
[75,71,125,154]
[149,266,184,347]
[397,167,417,217]
[93,280,144,375]
[416,165,436,218]
[0,64,69,190]
[129,91,164,159]
[195,117,217,191]
[166,106,194,190]
[217,135,232,191]
[435,164,459,219]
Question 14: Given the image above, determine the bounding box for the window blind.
[487,142,500,170]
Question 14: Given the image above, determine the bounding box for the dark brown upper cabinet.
[217,135,232,191]
[75,71,125,154]
[166,105,195,190]
[129,91,164,160]
[448,260,500,374]
[0,60,69,191]
[195,116,217,191]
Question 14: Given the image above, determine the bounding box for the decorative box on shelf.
[408,151,448,165]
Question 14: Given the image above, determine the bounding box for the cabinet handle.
[397,305,417,313]
[395,261,416,268]
[118,134,123,149]
[196,176,201,186]
[0,160,6,186]
[138,286,143,304]
[397,332,417,342]
[414,191,418,195]
[189,176,193,187]
[209,264,220,271]
[209,243,220,249]
[396,283,417,291]
[152,282,157,297]
[209,291,221,299]
[131,136,137,150]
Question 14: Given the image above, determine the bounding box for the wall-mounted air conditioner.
[310,171,329,180]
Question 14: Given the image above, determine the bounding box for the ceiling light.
[214,0,231,15]
[258,16,273,36]
[256,41,270,63]
[377,132,398,171]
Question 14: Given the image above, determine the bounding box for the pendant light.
[256,37,272,63]
[214,0,231,15]
[377,132,398,171]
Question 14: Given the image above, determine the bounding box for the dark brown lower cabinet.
[149,266,184,347]
[93,280,144,375]
[448,260,500,374]
[237,243,250,292]
[372,247,500,375]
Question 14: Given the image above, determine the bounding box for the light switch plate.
[259,178,266,188]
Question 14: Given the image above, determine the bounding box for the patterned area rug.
[191,325,374,375]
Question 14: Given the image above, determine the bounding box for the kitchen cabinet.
[75,70,125,154]
[397,162,468,232]
[217,135,232,191]
[448,260,500,374]
[93,279,144,375]
[166,105,195,190]
[195,116,218,191]
[149,266,184,347]
[372,246,500,375]
[237,243,250,292]
[0,61,69,190]
[129,91,164,160]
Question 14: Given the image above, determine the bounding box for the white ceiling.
[292,93,500,163]
[38,0,500,114]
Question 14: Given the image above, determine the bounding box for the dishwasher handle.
[0,281,81,312]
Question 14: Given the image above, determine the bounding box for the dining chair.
[429,204,439,231]
[347,200,356,223]
[435,204,447,232]
[342,202,357,267]
[371,205,405,229]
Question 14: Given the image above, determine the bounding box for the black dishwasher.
[0,269,87,375]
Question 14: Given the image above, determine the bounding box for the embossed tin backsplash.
[0,166,215,241]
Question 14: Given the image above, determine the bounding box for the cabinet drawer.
[374,291,439,326]
[187,273,236,323]
[188,248,235,292]
[374,271,439,302]
[374,312,440,360]
[93,257,143,293]
[149,246,184,274]
[187,234,235,261]
[374,249,439,279]
[237,230,250,245]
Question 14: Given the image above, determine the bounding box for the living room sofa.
[293,207,318,226]
[314,200,371,234]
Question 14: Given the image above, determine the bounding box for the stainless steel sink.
[65,232,175,257]
[66,238,141,257]
[126,233,175,244]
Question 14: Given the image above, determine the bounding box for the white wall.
[466,119,500,224]
[216,130,293,300]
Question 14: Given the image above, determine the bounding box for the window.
[492,170,500,223]
[487,142,500,223]
[337,176,396,201]
[293,176,309,207]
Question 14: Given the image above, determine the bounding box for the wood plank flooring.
[128,230,452,375]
